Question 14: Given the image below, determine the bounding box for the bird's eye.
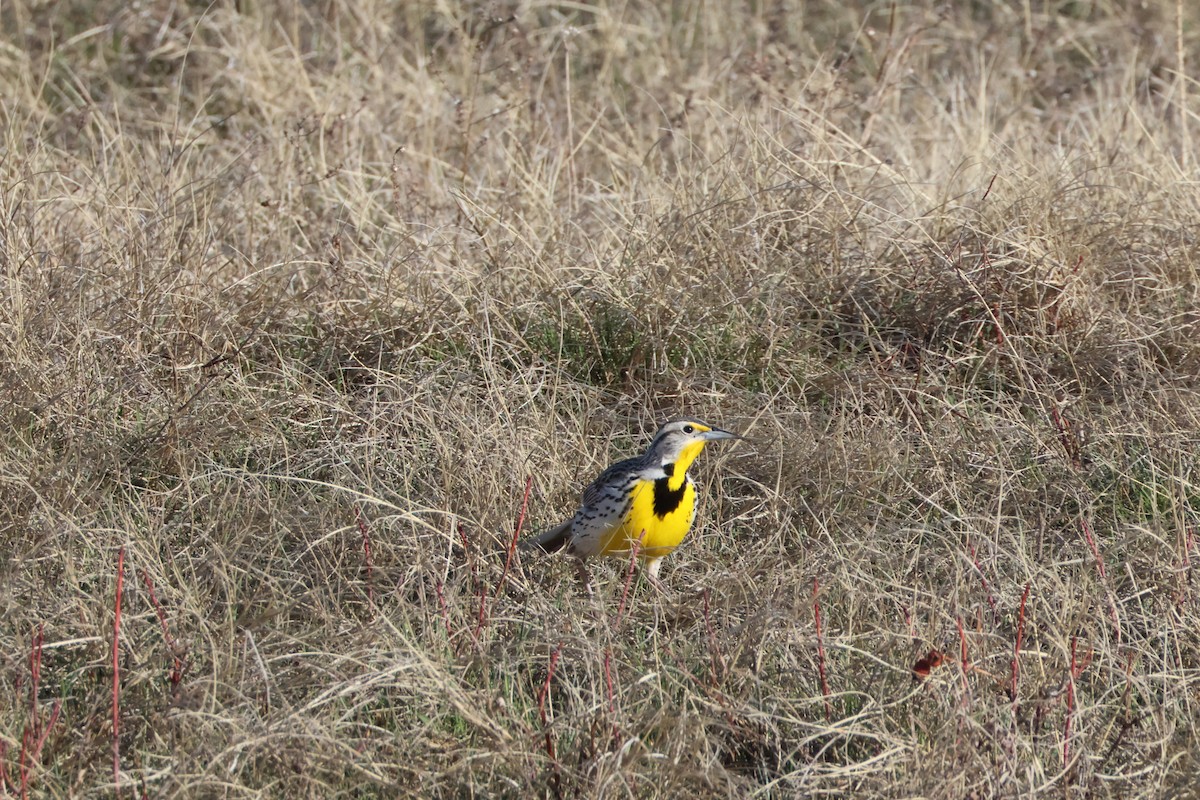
[683,425,695,434]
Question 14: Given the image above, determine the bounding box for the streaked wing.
[579,455,646,508]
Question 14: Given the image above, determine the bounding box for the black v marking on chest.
[652,475,687,518]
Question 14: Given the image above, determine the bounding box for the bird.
[521,417,740,585]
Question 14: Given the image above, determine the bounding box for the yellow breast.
[598,476,696,559]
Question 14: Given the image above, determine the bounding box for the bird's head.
[647,417,739,475]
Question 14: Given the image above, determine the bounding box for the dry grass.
[2,0,1199,796]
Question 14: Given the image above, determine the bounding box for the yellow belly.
[598,478,696,559]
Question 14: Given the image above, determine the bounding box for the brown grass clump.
[2,0,1199,795]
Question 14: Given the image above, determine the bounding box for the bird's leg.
[642,557,666,592]
[573,558,594,597]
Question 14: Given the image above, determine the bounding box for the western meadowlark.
[521,417,739,583]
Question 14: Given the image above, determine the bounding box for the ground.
[1,0,1199,797]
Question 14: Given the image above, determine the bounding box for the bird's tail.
[520,520,572,555]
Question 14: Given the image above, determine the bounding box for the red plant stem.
[957,617,970,700]
[112,546,125,796]
[354,506,375,611]
[457,524,476,583]
[982,172,998,201]
[1080,519,1107,580]
[1050,407,1080,468]
[29,624,43,743]
[139,571,173,644]
[1064,635,1077,768]
[457,522,472,554]
[813,578,832,721]
[603,649,615,713]
[19,728,30,799]
[30,701,60,764]
[139,570,184,685]
[1011,583,1030,708]
[1081,519,1120,639]
[614,531,645,628]
[537,646,561,720]
[494,475,533,600]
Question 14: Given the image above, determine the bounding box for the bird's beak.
[703,427,740,442]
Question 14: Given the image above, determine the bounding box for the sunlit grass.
[1,0,1198,795]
